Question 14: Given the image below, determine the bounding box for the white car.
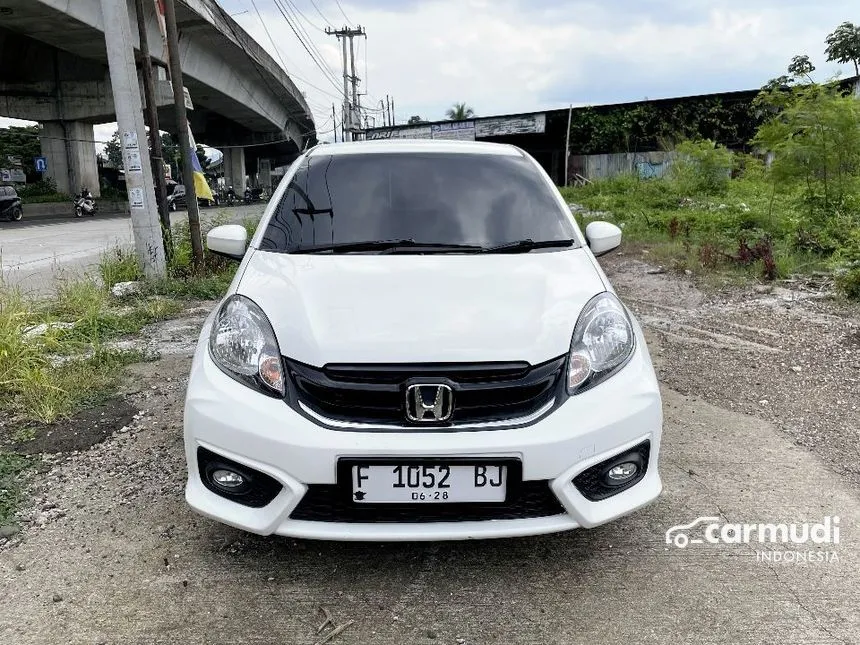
[183,139,663,541]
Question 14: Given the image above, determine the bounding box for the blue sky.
[217,0,858,135]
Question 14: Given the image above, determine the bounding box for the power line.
[283,0,324,32]
[307,0,334,26]
[334,0,352,26]
[232,6,346,103]
[271,0,342,93]
[248,0,292,75]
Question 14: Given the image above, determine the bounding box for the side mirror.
[207,224,248,261]
[585,221,622,257]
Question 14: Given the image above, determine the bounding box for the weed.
[99,247,142,289]
[0,452,33,527]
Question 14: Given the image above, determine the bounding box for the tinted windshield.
[259,152,577,253]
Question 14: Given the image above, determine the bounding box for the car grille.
[289,480,566,523]
[285,357,566,426]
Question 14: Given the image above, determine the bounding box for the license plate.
[351,464,507,504]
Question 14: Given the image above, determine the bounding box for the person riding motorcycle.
[73,187,97,218]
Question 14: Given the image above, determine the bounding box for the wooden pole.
[163,0,203,266]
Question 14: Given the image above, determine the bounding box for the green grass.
[0,214,258,526]
[0,452,33,528]
[562,163,860,296]
[0,283,161,424]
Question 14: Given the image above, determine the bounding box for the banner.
[187,125,214,201]
[153,0,169,63]
[154,0,167,41]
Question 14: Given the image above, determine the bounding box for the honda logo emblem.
[405,384,454,423]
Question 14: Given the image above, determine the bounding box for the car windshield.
[259,152,577,253]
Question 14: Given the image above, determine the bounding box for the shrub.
[670,140,734,196]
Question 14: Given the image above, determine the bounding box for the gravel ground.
[603,251,860,489]
[1,257,859,644]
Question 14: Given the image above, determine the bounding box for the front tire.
[74,207,82,218]
[9,206,23,221]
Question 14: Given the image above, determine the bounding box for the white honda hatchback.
[184,139,662,541]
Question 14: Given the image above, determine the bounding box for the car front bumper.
[184,326,663,542]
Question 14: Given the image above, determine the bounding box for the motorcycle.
[243,187,264,204]
[224,186,237,206]
[73,188,97,218]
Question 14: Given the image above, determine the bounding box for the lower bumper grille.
[289,480,565,523]
[197,447,282,508]
[573,440,651,501]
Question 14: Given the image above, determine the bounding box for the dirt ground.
[1,254,859,645]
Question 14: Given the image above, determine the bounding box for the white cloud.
[5,0,857,150]
[237,0,858,125]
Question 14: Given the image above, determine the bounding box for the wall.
[568,151,676,182]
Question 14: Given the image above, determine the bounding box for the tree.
[407,115,425,125]
[0,125,42,181]
[104,131,124,169]
[104,130,180,176]
[787,54,816,82]
[445,102,475,120]
[825,21,860,77]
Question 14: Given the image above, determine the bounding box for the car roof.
[307,139,524,158]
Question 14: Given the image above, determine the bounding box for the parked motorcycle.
[73,188,97,218]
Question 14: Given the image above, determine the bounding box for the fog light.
[212,469,245,489]
[606,462,638,484]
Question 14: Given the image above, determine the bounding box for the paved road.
[0,205,265,294]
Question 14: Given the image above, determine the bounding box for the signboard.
[365,112,547,143]
[366,125,432,140]
[476,113,546,138]
[34,156,48,173]
[431,121,476,141]
[6,155,21,166]
[183,87,194,111]
[0,169,26,182]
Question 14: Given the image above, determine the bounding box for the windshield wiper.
[292,239,485,254]
[481,238,576,254]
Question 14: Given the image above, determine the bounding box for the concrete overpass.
[0,0,316,195]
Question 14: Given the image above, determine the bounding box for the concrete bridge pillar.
[40,121,101,197]
[258,158,273,194]
[223,147,246,192]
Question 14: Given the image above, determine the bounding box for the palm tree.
[446,102,475,121]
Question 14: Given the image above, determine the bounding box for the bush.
[99,247,143,289]
[670,140,734,196]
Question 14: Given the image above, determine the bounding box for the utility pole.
[163,0,203,266]
[390,96,395,126]
[348,33,360,139]
[100,0,166,278]
[564,104,573,187]
[133,0,172,262]
[325,26,366,141]
[385,95,391,127]
[331,104,338,142]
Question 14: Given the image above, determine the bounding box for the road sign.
[34,156,48,173]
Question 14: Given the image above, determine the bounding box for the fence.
[568,151,676,183]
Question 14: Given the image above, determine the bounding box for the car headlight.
[209,295,285,397]
[566,292,635,394]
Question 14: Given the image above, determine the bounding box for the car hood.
[236,249,607,366]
